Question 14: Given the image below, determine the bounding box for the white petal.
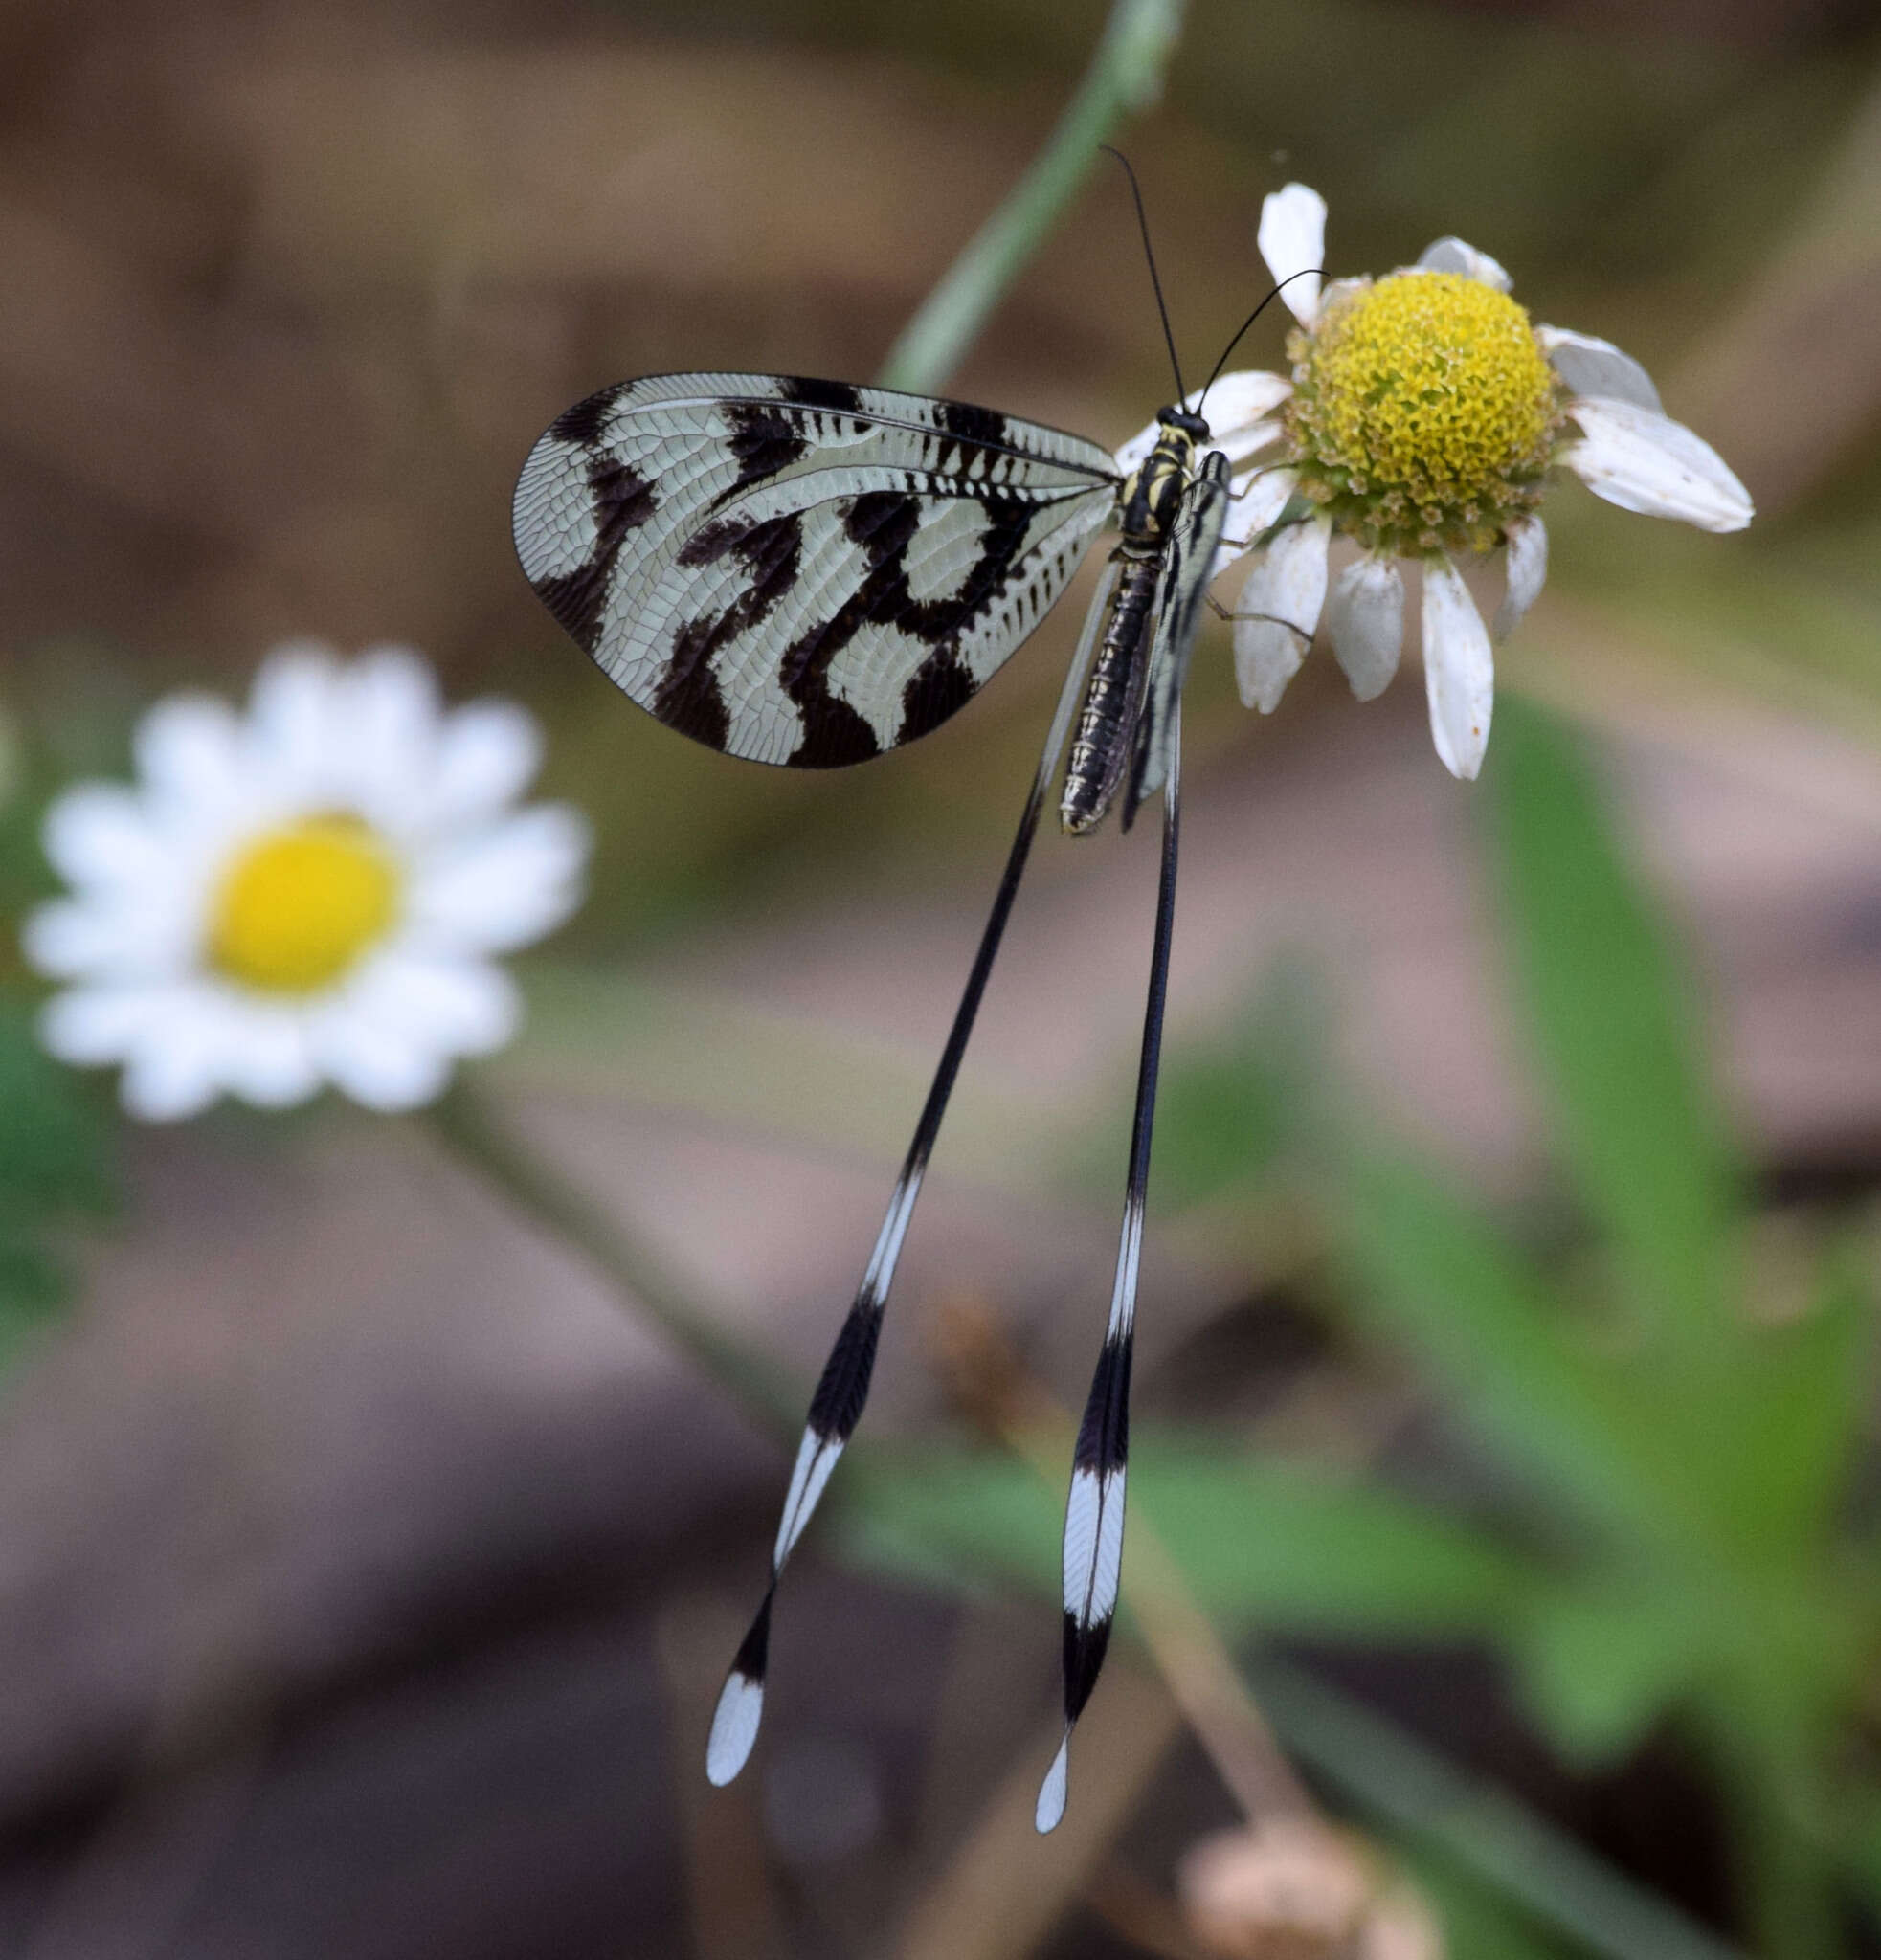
[1560,397,1753,533]
[133,695,247,822]
[1227,465,1299,523]
[246,644,344,799]
[346,951,520,1057]
[406,805,590,953]
[38,985,172,1064]
[115,996,230,1122]
[1416,237,1512,291]
[1233,619,1308,713]
[305,1002,454,1111]
[20,900,93,976]
[21,893,191,979]
[41,784,165,891]
[1211,466,1298,579]
[1257,185,1326,325]
[1422,557,1495,780]
[1495,515,1549,641]
[1536,325,1661,414]
[430,701,543,826]
[1197,369,1293,443]
[1326,556,1404,702]
[1214,419,1286,469]
[1110,371,1292,475]
[331,646,442,835]
[1232,515,1331,712]
[206,996,321,1108]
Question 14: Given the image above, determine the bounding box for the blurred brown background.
[1,0,1879,1955]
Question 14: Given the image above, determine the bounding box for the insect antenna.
[1196,268,1327,417]
[1101,145,1185,404]
[707,560,1123,1791]
[1037,702,1183,1834]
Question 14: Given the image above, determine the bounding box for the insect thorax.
[1117,412,1204,549]
[1059,410,1206,837]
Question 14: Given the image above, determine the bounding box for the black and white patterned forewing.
[514,374,1120,768]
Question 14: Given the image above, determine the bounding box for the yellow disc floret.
[1285,271,1564,556]
[208,815,400,994]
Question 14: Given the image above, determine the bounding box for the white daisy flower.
[24,643,590,1122]
[1117,185,1754,780]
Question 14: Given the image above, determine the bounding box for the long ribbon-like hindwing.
[705,563,1122,1789]
[1038,704,1184,1835]
[1040,457,1227,1829]
[1062,1318,1131,1709]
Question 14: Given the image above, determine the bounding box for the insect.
[512,162,1302,1834]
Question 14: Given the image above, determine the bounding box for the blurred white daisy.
[25,643,589,1122]
[1117,185,1754,780]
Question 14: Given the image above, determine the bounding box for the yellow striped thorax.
[1119,407,1208,546]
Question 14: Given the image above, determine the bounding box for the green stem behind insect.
[876,0,1188,396]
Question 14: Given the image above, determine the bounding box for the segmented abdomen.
[1060,553,1160,835]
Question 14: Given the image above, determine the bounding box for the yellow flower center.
[208,815,400,993]
[1285,271,1564,556]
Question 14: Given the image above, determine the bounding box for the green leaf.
[839,1436,1534,1638]
[1480,696,1742,1363]
[1702,1245,1872,1559]
[1253,1656,1745,1960]
[1512,1579,1705,1770]
[837,1446,1059,1597]
[1835,1783,1881,1927]
[1131,1441,1532,1635]
[1154,952,1332,1207]
[0,1001,115,1219]
[0,998,118,1340]
[1335,1059,1871,1569]
[1338,1152,1704,1555]
[0,1234,72,1317]
[1402,1848,1577,1960]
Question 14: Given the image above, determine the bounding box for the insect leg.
[1037,702,1182,1835]
[707,560,1123,1788]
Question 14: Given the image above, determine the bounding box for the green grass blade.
[1339,1151,1706,1554]
[1480,696,1742,1363]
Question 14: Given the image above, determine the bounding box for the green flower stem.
[1249,1657,1746,1960]
[426,1078,801,1442]
[875,0,1188,396]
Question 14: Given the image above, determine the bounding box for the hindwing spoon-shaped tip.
[1035,1734,1071,1834]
